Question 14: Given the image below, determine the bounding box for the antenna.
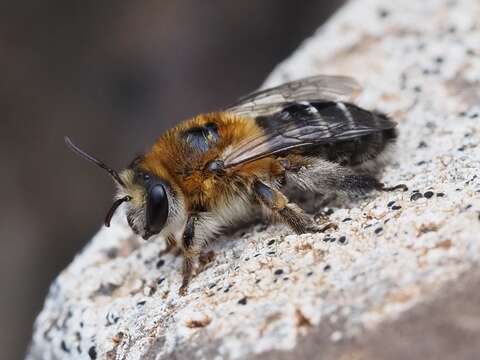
[64,136,125,187]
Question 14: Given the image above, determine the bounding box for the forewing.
[226,75,361,117]
[223,102,396,168]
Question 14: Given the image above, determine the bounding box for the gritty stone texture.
[28,0,480,359]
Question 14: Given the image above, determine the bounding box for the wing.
[222,101,396,168]
[225,75,361,117]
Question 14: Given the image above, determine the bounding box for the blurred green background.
[0,1,344,358]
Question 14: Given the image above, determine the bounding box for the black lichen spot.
[267,251,276,255]
[95,282,119,296]
[424,191,434,199]
[378,8,389,18]
[208,283,217,289]
[374,227,383,234]
[238,297,248,305]
[410,192,423,201]
[267,239,275,246]
[157,277,165,285]
[434,56,444,64]
[436,192,445,197]
[470,113,479,119]
[338,236,347,244]
[330,237,337,243]
[387,201,396,207]
[106,311,120,326]
[255,279,261,284]
[306,271,314,277]
[391,205,402,211]
[88,346,97,359]
[323,264,331,272]
[156,259,165,268]
[105,248,118,259]
[342,218,352,222]
[418,141,428,148]
[61,340,70,353]
[137,300,146,306]
[414,85,422,93]
[146,286,156,296]
[274,269,284,275]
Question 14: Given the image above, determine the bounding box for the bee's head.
[117,167,174,240]
[65,137,180,240]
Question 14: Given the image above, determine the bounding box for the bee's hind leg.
[253,180,337,235]
[336,175,409,195]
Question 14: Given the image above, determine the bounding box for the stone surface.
[28,0,480,359]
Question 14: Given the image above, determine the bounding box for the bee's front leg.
[178,214,197,296]
[179,255,194,296]
[253,180,337,235]
[177,213,218,295]
[159,234,180,256]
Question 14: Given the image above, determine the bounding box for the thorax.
[139,112,283,211]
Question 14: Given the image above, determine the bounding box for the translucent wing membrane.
[223,79,395,168]
[225,75,361,117]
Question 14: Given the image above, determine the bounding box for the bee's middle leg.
[253,180,336,235]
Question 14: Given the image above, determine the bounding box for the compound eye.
[146,184,169,233]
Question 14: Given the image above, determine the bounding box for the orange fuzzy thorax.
[138,112,283,212]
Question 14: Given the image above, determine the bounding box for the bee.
[66,75,406,295]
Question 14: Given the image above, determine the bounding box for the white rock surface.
[28,0,480,359]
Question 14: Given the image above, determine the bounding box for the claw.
[381,183,408,192]
[307,222,338,234]
[178,285,188,296]
[320,222,338,232]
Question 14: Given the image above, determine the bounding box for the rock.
[27,0,480,359]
